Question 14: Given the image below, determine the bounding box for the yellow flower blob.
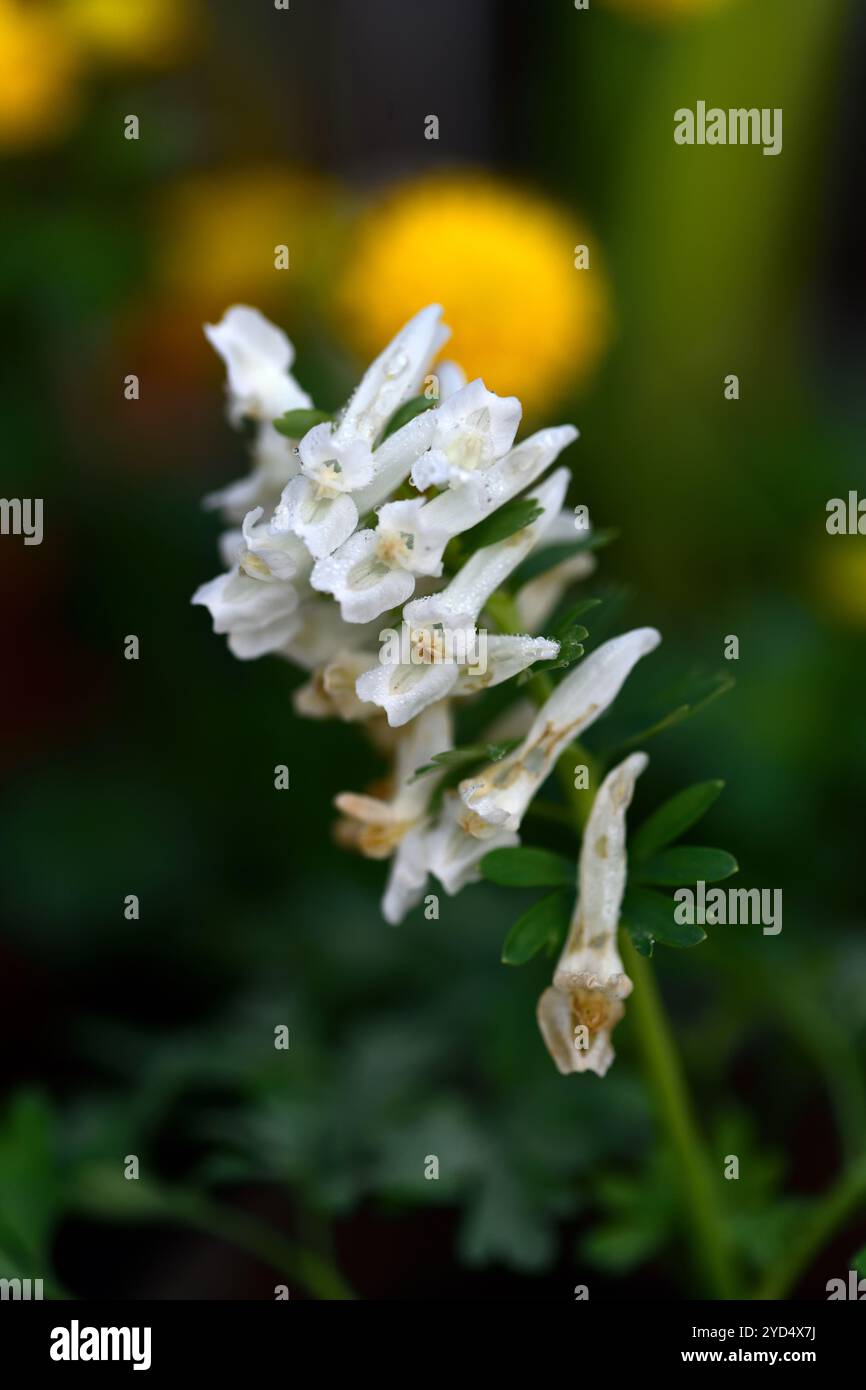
[0,1,82,151]
[59,0,197,67]
[814,542,866,627]
[158,167,343,310]
[333,173,611,414]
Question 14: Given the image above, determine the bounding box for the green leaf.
[409,739,520,783]
[529,625,587,675]
[508,529,620,589]
[377,394,438,445]
[501,890,572,965]
[0,1091,61,1267]
[633,846,738,887]
[272,408,333,438]
[631,781,725,862]
[460,498,544,553]
[589,672,735,758]
[481,846,574,888]
[620,886,706,950]
[553,598,603,632]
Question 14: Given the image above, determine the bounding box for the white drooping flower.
[191,568,303,661]
[410,379,522,492]
[204,305,313,426]
[459,627,661,831]
[537,752,648,1078]
[354,467,570,728]
[204,422,301,525]
[334,701,453,925]
[273,305,449,558]
[312,424,578,625]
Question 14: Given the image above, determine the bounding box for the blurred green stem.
[754,1156,866,1301]
[173,1193,356,1301]
[621,935,736,1299]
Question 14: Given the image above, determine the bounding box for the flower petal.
[204,305,312,424]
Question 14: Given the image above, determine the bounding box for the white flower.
[459,627,661,830]
[272,306,448,559]
[313,424,578,625]
[334,702,452,924]
[410,379,521,492]
[516,508,596,632]
[425,790,519,897]
[293,651,380,724]
[537,751,647,1078]
[235,507,312,582]
[192,568,302,660]
[355,467,570,726]
[204,305,313,425]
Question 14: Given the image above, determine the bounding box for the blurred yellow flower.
[59,0,197,67]
[814,543,866,627]
[0,0,82,151]
[333,172,611,415]
[600,0,731,19]
[158,167,344,311]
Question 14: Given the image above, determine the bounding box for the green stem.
[621,934,736,1299]
[754,1157,866,1301]
[174,1194,356,1301]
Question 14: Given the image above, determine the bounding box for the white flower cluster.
[194,304,660,1075]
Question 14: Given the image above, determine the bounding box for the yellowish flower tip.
[158,167,344,308]
[600,0,732,19]
[59,0,198,68]
[0,0,82,150]
[813,542,866,627]
[332,171,612,415]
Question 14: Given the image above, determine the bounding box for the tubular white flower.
[459,627,661,830]
[452,634,559,693]
[410,379,521,492]
[355,467,570,727]
[334,702,452,924]
[334,304,449,448]
[192,568,302,660]
[293,651,380,723]
[315,425,579,625]
[204,305,313,425]
[537,752,648,1078]
[236,507,312,582]
[425,791,519,896]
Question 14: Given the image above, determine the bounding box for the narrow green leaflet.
[630,781,725,862]
[588,672,735,759]
[377,394,438,446]
[620,886,707,952]
[409,739,520,783]
[501,890,572,966]
[481,846,574,888]
[273,408,333,438]
[507,528,619,590]
[523,625,587,678]
[460,498,544,553]
[632,846,738,887]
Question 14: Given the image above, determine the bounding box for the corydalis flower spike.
[459,627,660,831]
[537,751,648,1078]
